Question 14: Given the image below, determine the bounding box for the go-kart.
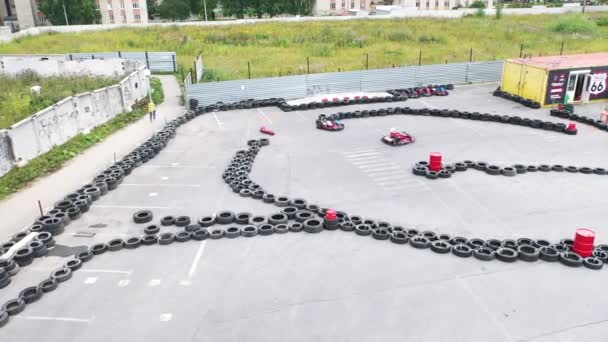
[381,130,415,146]
[316,118,344,131]
[260,126,275,135]
[432,85,449,96]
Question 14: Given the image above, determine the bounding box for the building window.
[95,1,100,9]
[444,0,448,6]
[134,13,141,21]
[109,13,114,23]
[425,1,429,7]
[341,0,345,8]
[107,0,112,9]
[350,0,354,8]
[435,0,438,7]
[120,0,125,8]
[132,1,139,9]
[360,0,365,8]
[416,1,420,6]
[330,0,336,9]
[121,12,126,22]
[464,0,469,5]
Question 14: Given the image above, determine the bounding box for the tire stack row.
[412,160,608,180]
[386,84,454,97]
[493,87,542,109]
[316,106,577,135]
[550,109,608,132]
[0,110,199,289]
[196,98,288,113]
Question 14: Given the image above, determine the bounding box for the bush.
[597,16,608,26]
[550,15,598,34]
[546,1,563,7]
[474,8,485,17]
[508,2,533,8]
[470,0,486,8]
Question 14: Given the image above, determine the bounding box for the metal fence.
[69,51,177,72]
[186,60,504,106]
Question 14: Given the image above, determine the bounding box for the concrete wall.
[13,0,37,28]
[0,66,149,173]
[0,57,141,77]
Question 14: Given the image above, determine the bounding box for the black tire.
[527,165,538,172]
[467,238,485,249]
[65,258,82,271]
[539,246,559,262]
[496,248,518,262]
[258,224,275,236]
[51,267,72,282]
[371,228,390,240]
[565,166,579,173]
[486,165,501,175]
[0,310,8,328]
[390,232,409,244]
[355,224,371,236]
[235,212,252,225]
[430,240,451,254]
[2,299,25,316]
[209,229,225,239]
[133,210,153,224]
[289,222,303,232]
[501,167,517,177]
[517,245,539,262]
[449,236,468,245]
[294,211,315,223]
[579,167,593,174]
[158,233,175,245]
[275,196,289,207]
[91,243,107,255]
[452,243,473,257]
[538,164,551,172]
[410,236,430,249]
[583,257,603,270]
[473,247,495,261]
[144,225,160,235]
[215,211,235,224]
[141,234,158,245]
[304,219,323,233]
[501,239,518,249]
[552,165,565,172]
[241,225,258,237]
[19,286,43,304]
[425,171,439,179]
[281,206,298,220]
[76,250,94,262]
[107,238,124,251]
[39,278,58,293]
[174,216,191,227]
[198,216,215,227]
[484,239,502,250]
[516,238,534,246]
[160,216,175,226]
[534,239,551,248]
[249,215,268,226]
[191,229,209,241]
[559,252,583,267]
[124,237,142,249]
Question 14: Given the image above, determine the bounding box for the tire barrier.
[551,109,608,133]
[412,160,608,180]
[493,87,541,109]
[315,107,577,135]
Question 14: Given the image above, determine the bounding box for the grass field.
[0,14,607,81]
[0,77,164,200]
[0,72,120,129]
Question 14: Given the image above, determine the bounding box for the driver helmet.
[390,128,397,133]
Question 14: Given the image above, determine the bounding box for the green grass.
[0,71,120,129]
[0,77,164,200]
[550,14,599,34]
[0,14,607,81]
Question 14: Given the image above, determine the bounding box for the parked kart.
[433,85,449,96]
[260,126,275,135]
[316,118,345,131]
[381,129,415,146]
[416,87,433,97]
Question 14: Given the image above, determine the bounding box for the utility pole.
[582,0,586,13]
[63,2,69,25]
[203,0,208,21]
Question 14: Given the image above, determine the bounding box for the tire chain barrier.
[493,87,541,109]
[315,107,577,135]
[189,85,453,114]
[0,110,198,288]
[550,108,608,133]
[411,160,608,179]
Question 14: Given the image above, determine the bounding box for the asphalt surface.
[2,83,608,342]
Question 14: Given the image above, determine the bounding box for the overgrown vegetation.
[550,14,599,34]
[597,16,608,26]
[1,14,606,81]
[38,0,99,25]
[0,78,164,200]
[469,0,486,8]
[0,72,119,129]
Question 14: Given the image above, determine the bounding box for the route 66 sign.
[589,73,607,95]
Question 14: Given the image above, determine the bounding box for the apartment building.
[0,0,47,30]
[314,0,493,15]
[95,0,148,24]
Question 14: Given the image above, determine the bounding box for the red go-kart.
[316,118,344,131]
[382,129,415,146]
[260,126,275,135]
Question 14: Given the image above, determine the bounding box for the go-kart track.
[2,83,608,342]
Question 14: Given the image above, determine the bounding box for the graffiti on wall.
[36,105,79,150]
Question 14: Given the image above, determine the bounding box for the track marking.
[257,108,273,124]
[14,315,93,323]
[91,205,181,210]
[160,313,173,322]
[84,277,98,284]
[187,241,207,280]
[357,164,400,171]
[117,279,130,287]
[179,280,192,286]
[171,162,180,166]
[149,192,159,197]
[350,160,383,166]
[121,183,201,187]
[212,112,224,128]
[82,269,132,275]
[161,177,169,180]
[295,110,306,120]
[148,279,161,287]
[344,152,379,158]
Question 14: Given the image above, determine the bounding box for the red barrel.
[567,122,576,131]
[573,228,595,257]
[429,152,443,172]
[325,209,337,221]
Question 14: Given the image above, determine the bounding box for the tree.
[147,0,158,19]
[220,0,248,18]
[159,0,191,20]
[190,0,218,20]
[38,0,100,25]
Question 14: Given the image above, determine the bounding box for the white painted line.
[360,165,401,173]
[347,155,381,162]
[82,269,132,275]
[345,148,378,154]
[161,177,169,181]
[179,280,192,286]
[148,279,161,287]
[367,170,406,177]
[372,174,410,182]
[295,111,306,120]
[15,315,93,323]
[161,150,185,153]
[117,279,130,287]
[140,165,216,169]
[418,99,437,109]
[92,205,182,210]
[84,277,98,284]
[149,192,159,197]
[257,108,273,124]
[350,159,384,166]
[212,112,224,128]
[121,183,201,187]
[160,313,173,322]
[187,241,207,280]
[345,152,379,158]
[357,163,399,170]
[171,162,180,166]
[73,232,127,237]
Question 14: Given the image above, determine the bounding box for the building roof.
[509,52,608,70]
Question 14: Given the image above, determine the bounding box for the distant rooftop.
[509,52,608,70]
